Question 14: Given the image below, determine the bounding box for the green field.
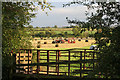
[31,46,97,76]
[26,27,96,38]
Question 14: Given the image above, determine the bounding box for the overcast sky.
[30,2,92,27]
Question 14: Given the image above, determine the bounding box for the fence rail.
[11,49,99,78]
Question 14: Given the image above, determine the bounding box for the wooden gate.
[11,49,99,78]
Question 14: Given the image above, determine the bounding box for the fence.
[12,49,99,78]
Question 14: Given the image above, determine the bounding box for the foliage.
[72,27,79,36]
[2,2,53,80]
[28,25,33,28]
[64,1,120,78]
[54,25,58,28]
[88,2,120,78]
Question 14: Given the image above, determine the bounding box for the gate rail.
[11,49,99,78]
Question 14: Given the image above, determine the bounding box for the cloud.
[30,5,88,27]
[52,6,87,15]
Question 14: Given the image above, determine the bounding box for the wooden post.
[30,50,32,74]
[24,50,26,74]
[80,51,82,78]
[18,51,20,73]
[83,49,86,70]
[93,52,95,70]
[57,50,59,75]
[37,50,40,74]
[10,50,13,80]
[47,51,49,75]
[27,50,30,74]
[56,51,58,74]
[13,54,16,74]
[68,50,70,76]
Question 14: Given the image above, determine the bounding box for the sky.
[30,1,95,27]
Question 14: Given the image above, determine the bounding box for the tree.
[72,27,79,36]
[83,31,89,38]
[87,2,120,78]
[50,31,56,37]
[45,30,51,37]
[54,25,58,28]
[64,1,120,78]
[39,32,45,37]
[36,26,39,28]
[2,2,53,80]
[64,31,68,36]
[28,25,33,28]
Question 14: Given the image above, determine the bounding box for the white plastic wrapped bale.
[90,45,97,50]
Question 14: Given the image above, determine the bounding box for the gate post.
[37,50,40,74]
[83,49,86,70]
[56,50,58,75]
[47,50,49,75]
[57,50,59,75]
[68,50,70,76]
[80,51,82,78]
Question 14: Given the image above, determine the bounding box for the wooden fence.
[11,49,99,78]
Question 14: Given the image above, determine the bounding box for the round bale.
[85,40,88,42]
[52,41,56,44]
[37,45,41,48]
[44,42,47,44]
[55,44,59,47]
[78,39,81,41]
[37,41,40,44]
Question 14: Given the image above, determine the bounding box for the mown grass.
[31,46,97,77]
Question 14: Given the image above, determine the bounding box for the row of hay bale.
[37,41,59,48]
[34,37,93,41]
[36,39,89,46]
[78,39,88,42]
[37,44,59,48]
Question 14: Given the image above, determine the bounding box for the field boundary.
[11,49,99,78]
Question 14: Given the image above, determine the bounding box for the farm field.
[30,37,96,49]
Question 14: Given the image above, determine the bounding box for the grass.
[54,31,73,34]
[30,36,97,76]
[31,46,97,77]
[26,27,96,38]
